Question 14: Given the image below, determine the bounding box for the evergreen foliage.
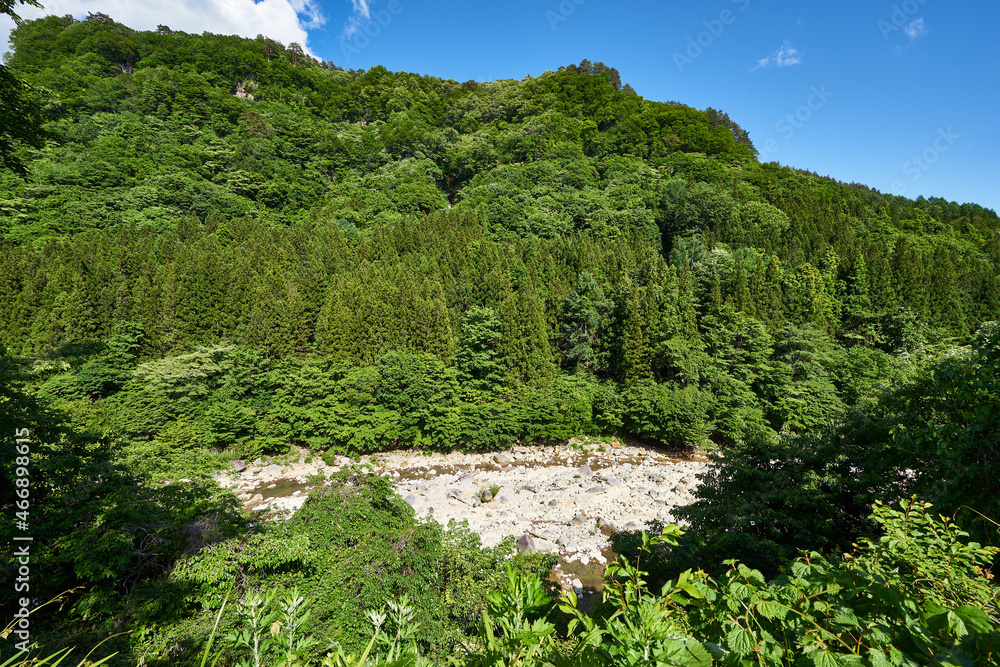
[1,15,998,665]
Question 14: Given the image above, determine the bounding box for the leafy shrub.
[622,380,712,448]
[471,499,1000,666]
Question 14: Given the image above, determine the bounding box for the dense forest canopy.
[0,13,998,667]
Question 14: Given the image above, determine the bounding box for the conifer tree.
[0,245,25,350]
[866,243,897,313]
[841,253,882,346]
[708,275,723,318]
[156,264,179,353]
[561,271,610,374]
[456,306,503,393]
[785,262,832,331]
[498,282,555,387]
[315,276,356,361]
[730,253,753,317]
[619,285,652,385]
[929,247,966,334]
[678,259,699,340]
[411,278,454,361]
[757,255,785,326]
[174,239,228,346]
[819,247,843,332]
[891,237,928,320]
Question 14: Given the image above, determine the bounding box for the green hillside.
[1,13,997,667]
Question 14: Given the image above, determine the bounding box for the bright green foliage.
[2,17,1000,666]
[837,345,904,408]
[563,525,716,666]
[132,471,554,664]
[264,353,617,454]
[466,564,561,667]
[463,501,999,667]
[104,342,270,465]
[767,325,845,434]
[698,306,772,447]
[622,380,713,448]
[682,499,999,666]
[455,307,503,394]
[375,352,461,449]
[561,272,611,374]
[265,357,396,454]
[171,533,313,609]
[260,472,552,659]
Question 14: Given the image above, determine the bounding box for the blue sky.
[4,0,999,212]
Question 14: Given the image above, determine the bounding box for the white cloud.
[1,0,326,59]
[893,17,929,54]
[350,0,370,20]
[904,17,928,40]
[341,0,371,39]
[751,41,802,72]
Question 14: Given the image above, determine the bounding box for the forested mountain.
[2,14,998,453]
[1,13,998,667]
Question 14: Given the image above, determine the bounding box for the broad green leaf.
[756,600,785,620]
[812,649,844,666]
[725,628,756,654]
[952,606,993,635]
[866,648,893,667]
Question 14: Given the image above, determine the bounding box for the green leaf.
[695,643,724,663]
[726,628,756,654]
[681,584,705,600]
[756,600,785,620]
[812,649,844,666]
[952,606,993,635]
[866,648,893,667]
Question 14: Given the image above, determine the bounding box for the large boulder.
[516,533,537,552]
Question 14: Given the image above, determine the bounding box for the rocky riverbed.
[216,439,711,593]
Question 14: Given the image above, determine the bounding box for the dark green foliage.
[767,324,845,433]
[456,307,503,393]
[0,1,47,176]
[669,323,1000,583]
[0,60,48,176]
[255,472,552,658]
[670,426,900,579]
[622,380,713,448]
[73,322,145,396]
[0,346,246,645]
[895,322,1000,542]
[560,272,611,374]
